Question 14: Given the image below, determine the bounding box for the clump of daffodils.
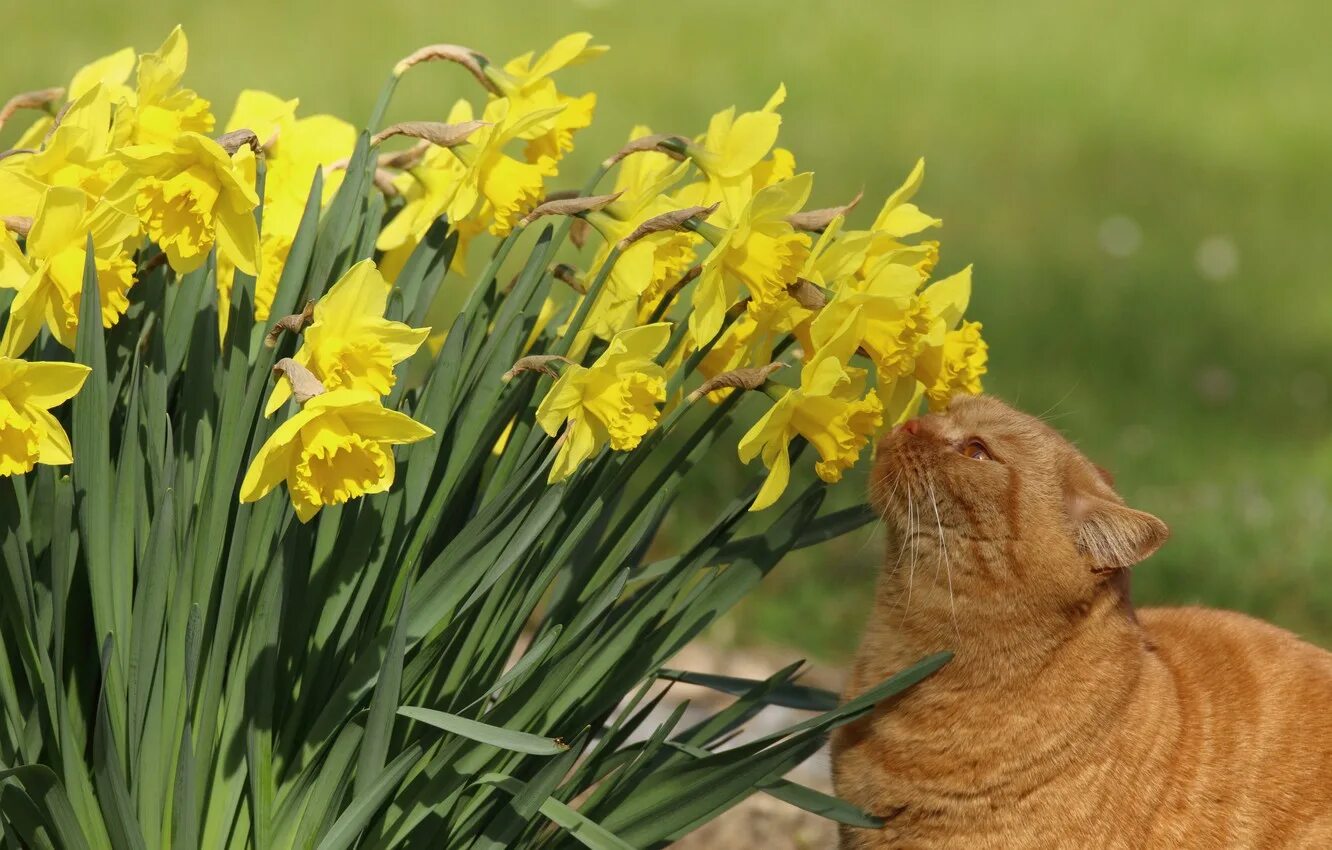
[0,26,987,516]
[0,29,976,850]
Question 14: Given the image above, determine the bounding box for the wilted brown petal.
[787,278,828,309]
[502,354,575,383]
[393,44,500,94]
[687,362,784,403]
[0,87,64,130]
[601,133,690,168]
[786,189,864,232]
[570,217,591,249]
[618,203,719,250]
[552,263,587,294]
[272,358,327,403]
[2,216,32,238]
[215,128,262,156]
[519,191,623,226]
[264,301,317,349]
[372,169,400,197]
[371,120,489,150]
[378,140,431,170]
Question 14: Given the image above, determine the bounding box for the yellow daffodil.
[738,308,883,511]
[856,158,941,282]
[0,187,138,357]
[114,132,260,276]
[807,259,932,423]
[870,158,940,239]
[443,98,562,235]
[681,86,786,212]
[798,215,872,291]
[690,173,812,343]
[573,127,697,346]
[240,388,433,522]
[376,141,467,258]
[535,323,671,483]
[892,264,974,414]
[216,90,355,324]
[485,32,606,172]
[919,320,988,410]
[264,260,430,416]
[698,295,813,388]
[118,26,214,147]
[377,98,561,274]
[0,85,124,219]
[0,356,90,476]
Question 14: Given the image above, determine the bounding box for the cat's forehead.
[944,395,1069,447]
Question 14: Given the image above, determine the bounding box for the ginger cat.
[833,395,1332,849]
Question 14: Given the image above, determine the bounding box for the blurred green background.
[9,0,1331,662]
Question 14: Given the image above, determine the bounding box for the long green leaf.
[314,744,422,850]
[396,707,567,756]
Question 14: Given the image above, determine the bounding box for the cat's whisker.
[927,472,961,640]
[1034,381,1080,423]
[858,470,899,557]
[901,471,919,623]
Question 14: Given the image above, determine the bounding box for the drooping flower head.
[485,32,606,172]
[264,260,430,415]
[0,187,138,357]
[690,173,813,343]
[682,85,787,213]
[376,97,561,276]
[241,388,433,522]
[535,322,671,483]
[114,131,260,276]
[0,356,90,476]
[919,320,988,410]
[738,308,883,511]
[118,26,215,147]
[0,85,125,216]
[442,97,563,236]
[808,259,932,423]
[574,126,697,346]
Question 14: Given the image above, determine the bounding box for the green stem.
[367,72,400,133]
[548,247,621,359]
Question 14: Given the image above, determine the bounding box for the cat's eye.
[961,438,992,461]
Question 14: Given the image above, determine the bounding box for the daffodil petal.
[17,361,91,407]
[27,407,73,465]
[750,442,791,512]
[336,403,434,444]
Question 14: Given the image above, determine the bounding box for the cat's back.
[1131,605,1332,847]
[1140,604,1332,700]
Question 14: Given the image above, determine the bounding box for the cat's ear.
[1092,464,1115,488]
[1070,493,1169,572]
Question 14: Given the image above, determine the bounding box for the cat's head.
[871,394,1168,603]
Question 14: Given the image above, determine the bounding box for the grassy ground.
[10,1,1332,662]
